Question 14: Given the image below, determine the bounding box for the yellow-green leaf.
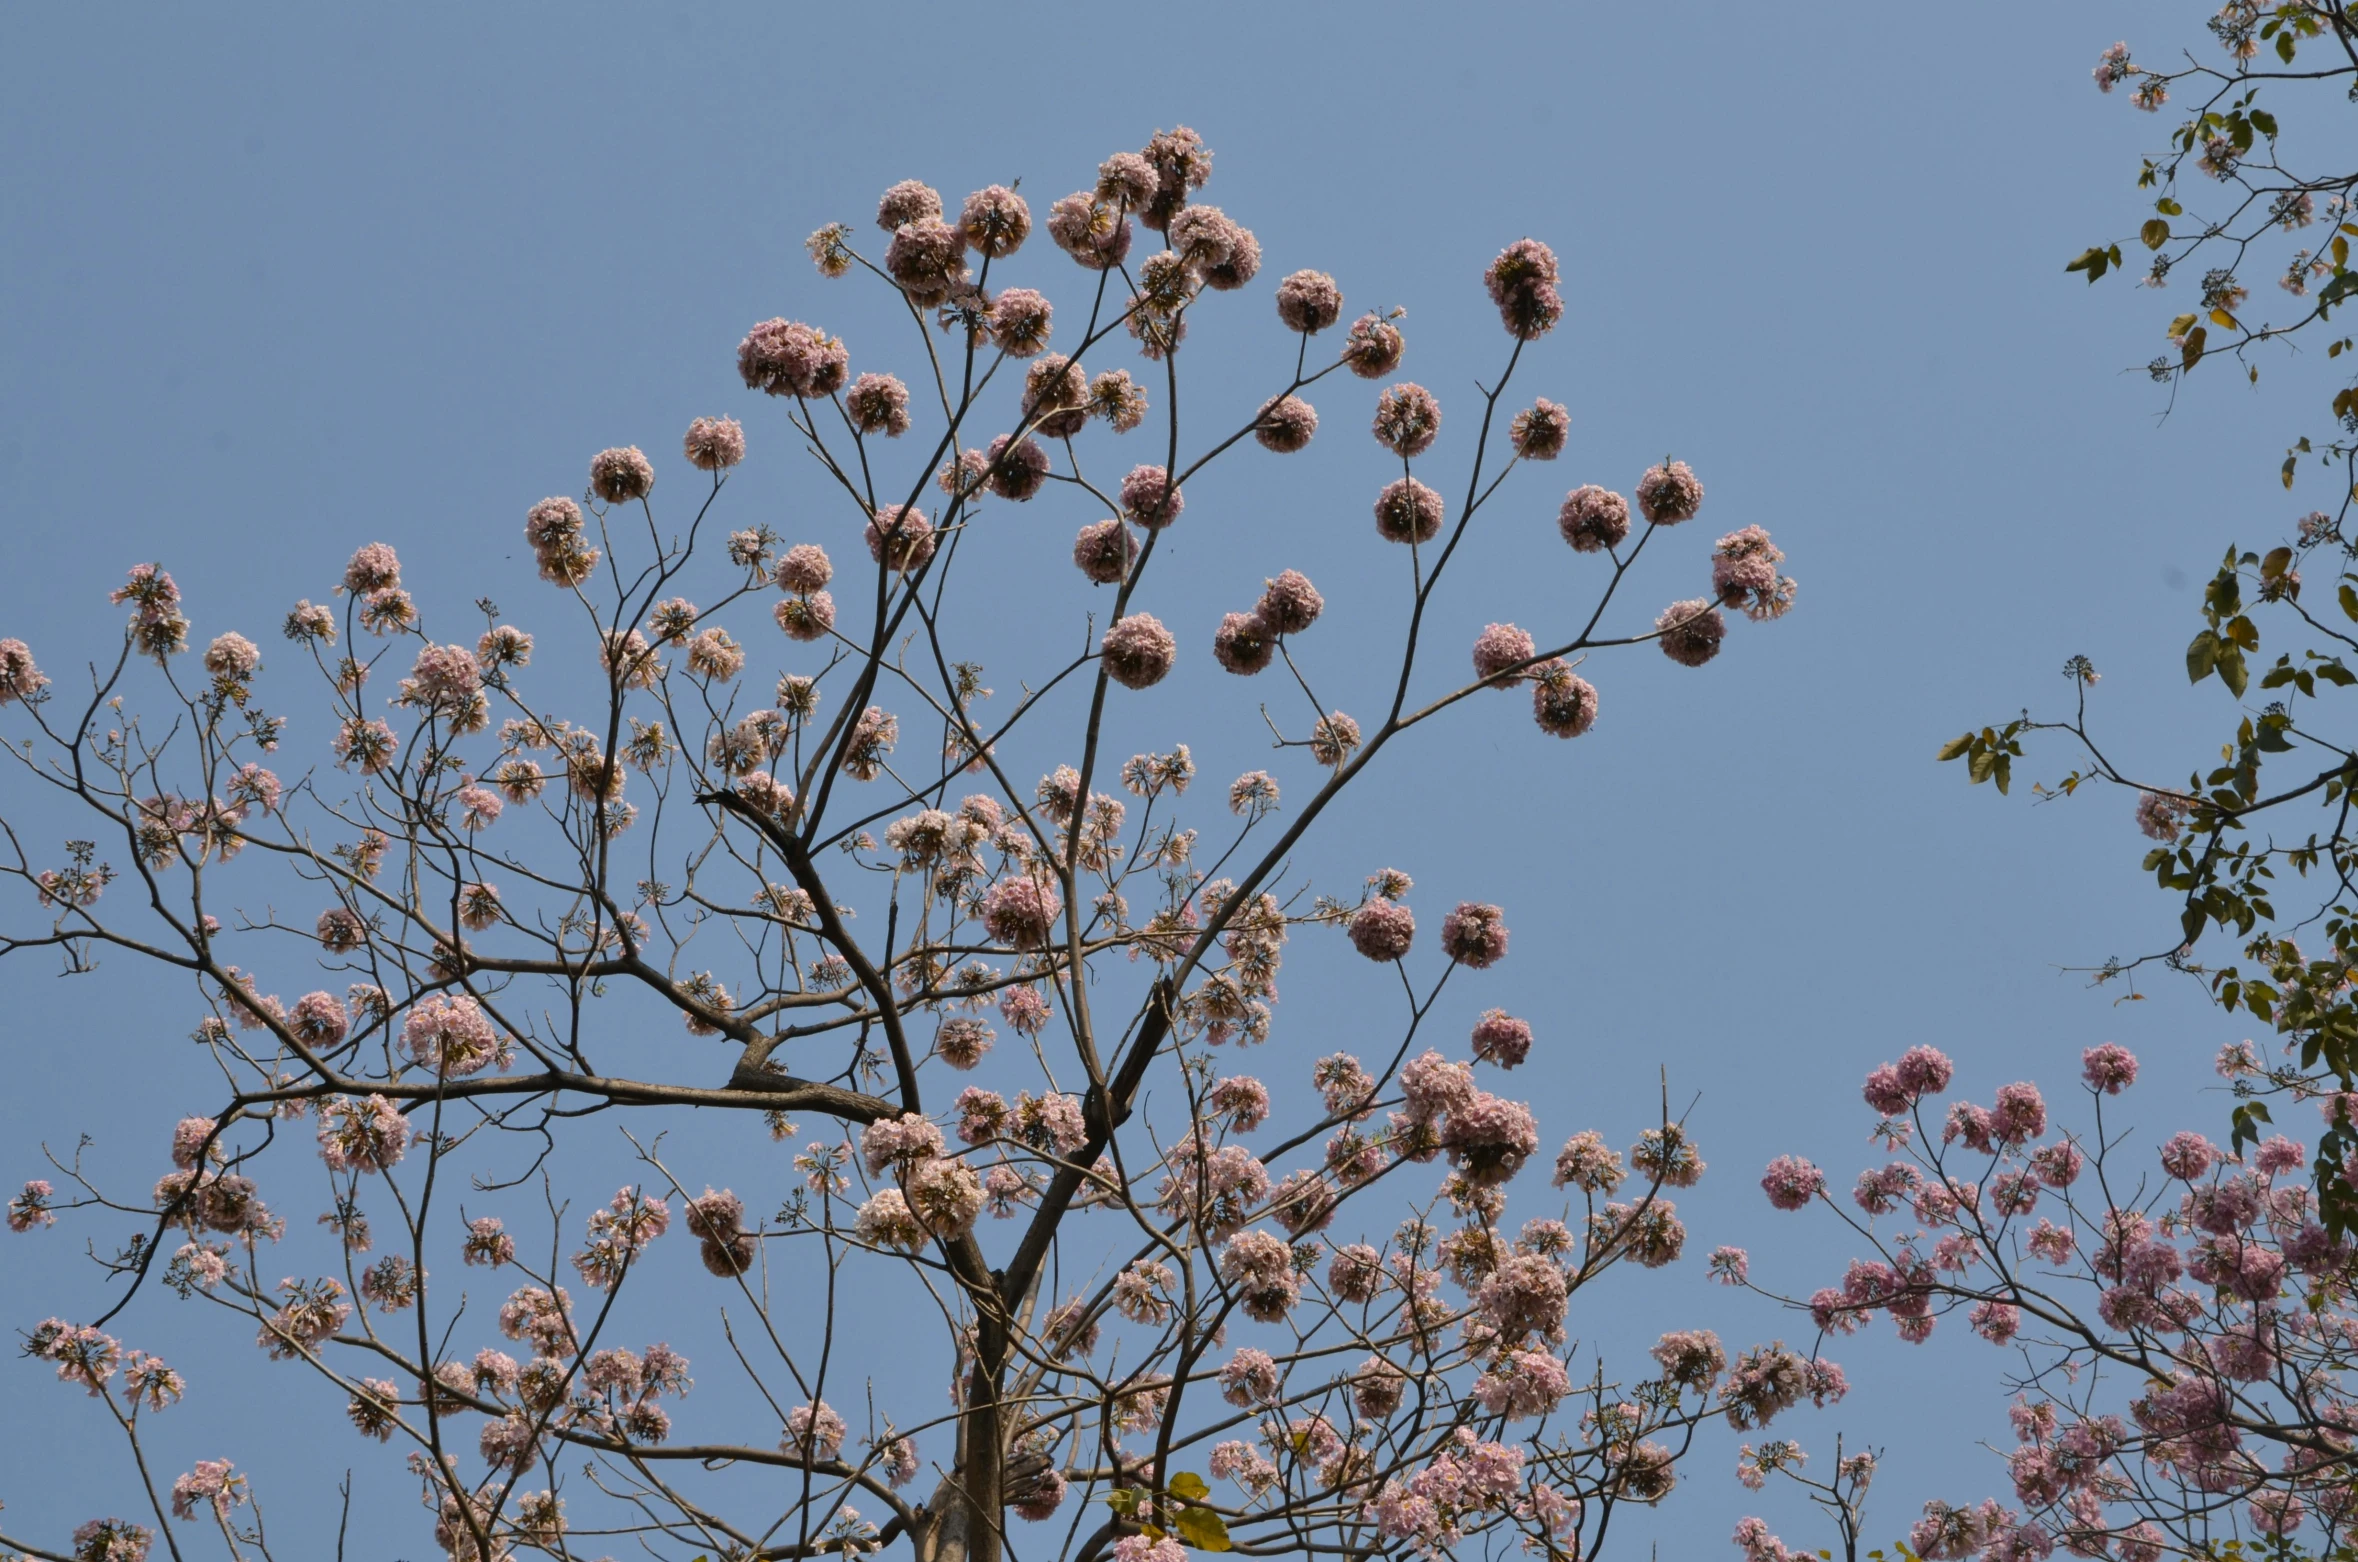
[1936,734,1974,762]
[1174,1505,1233,1553]
[2142,218,2171,250]
[2219,645,2250,698]
[1169,1472,1210,1502]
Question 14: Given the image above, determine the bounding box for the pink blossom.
[1760,1155,1824,1211]
[401,994,501,1077]
[1552,1130,1627,1193]
[2030,1139,2084,1188]
[2159,1130,2217,1181]
[1712,526,1796,621]
[1895,1045,1954,1098]
[846,373,912,437]
[1371,382,1442,458]
[1071,518,1136,585]
[959,184,1031,257]
[738,318,850,398]
[1212,612,1276,675]
[986,289,1052,357]
[865,505,937,572]
[1046,192,1132,269]
[1276,269,1343,333]
[883,217,970,305]
[2082,1043,2139,1093]
[1374,477,1444,543]
[875,180,941,230]
[331,717,399,774]
[0,639,49,704]
[1989,1082,2048,1145]
[589,446,655,504]
[683,416,745,471]
[1220,1229,1301,1320]
[1470,623,1536,686]
[1477,1253,1570,1341]
[1559,486,1630,552]
[1219,1346,1282,1406]
[1440,901,1509,967]
[774,590,835,643]
[1656,599,1726,667]
[1349,897,1415,961]
[1120,465,1183,528]
[1970,1300,2022,1344]
[1474,1347,1571,1418]
[2136,790,2192,841]
[1511,400,1570,460]
[982,878,1061,950]
[1240,388,1320,457]
[1136,126,1212,229]
[983,433,1049,501]
[1530,662,1598,737]
[317,1095,411,1174]
[1342,313,1406,378]
[1485,238,1563,338]
[1636,460,1704,523]
[1100,614,1176,690]
[1470,1009,1532,1068]
[286,991,349,1050]
[8,1178,57,1232]
[1000,984,1052,1035]
[1442,1092,1541,1186]
[202,632,261,683]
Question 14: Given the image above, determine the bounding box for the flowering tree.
[1732,1041,2358,1562]
[1705,14,2358,1562]
[2074,1,2357,479]
[0,129,1807,1562]
[1940,3,2358,1230]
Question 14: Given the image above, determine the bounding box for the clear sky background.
[1,3,2336,1557]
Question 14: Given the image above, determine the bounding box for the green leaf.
[2066,246,2112,282]
[2220,645,2249,697]
[1936,733,1974,762]
[2141,218,2171,250]
[1174,1505,1233,1553]
[2251,108,2278,137]
[2188,629,2220,684]
[1168,1472,1210,1502]
[2321,272,2358,308]
[2156,197,2183,216]
[1993,753,2011,796]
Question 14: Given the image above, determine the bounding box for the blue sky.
[1,3,2334,1556]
